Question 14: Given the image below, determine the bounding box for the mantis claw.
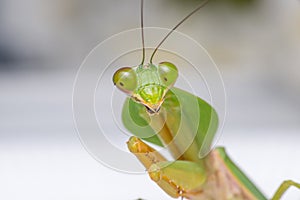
[127,137,271,200]
[127,136,207,199]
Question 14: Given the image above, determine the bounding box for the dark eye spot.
[120,82,124,86]
[164,77,168,82]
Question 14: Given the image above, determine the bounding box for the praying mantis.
[112,0,300,199]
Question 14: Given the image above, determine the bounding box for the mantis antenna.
[149,0,210,64]
[140,0,145,65]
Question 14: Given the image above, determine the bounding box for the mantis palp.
[112,0,300,199]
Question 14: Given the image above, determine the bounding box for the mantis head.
[113,62,178,114]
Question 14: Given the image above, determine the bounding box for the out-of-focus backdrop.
[1,0,300,199]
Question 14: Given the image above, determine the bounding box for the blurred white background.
[0,0,300,199]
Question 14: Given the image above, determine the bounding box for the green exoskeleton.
[112,0,300,199]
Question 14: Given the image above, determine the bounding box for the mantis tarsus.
[112,0,300,199]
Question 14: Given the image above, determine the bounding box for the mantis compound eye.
[158,62,178,87]
[113,67,137,94]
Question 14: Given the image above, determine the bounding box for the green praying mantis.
[112,0,300,199]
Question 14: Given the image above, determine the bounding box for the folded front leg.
[127,136,207,199]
